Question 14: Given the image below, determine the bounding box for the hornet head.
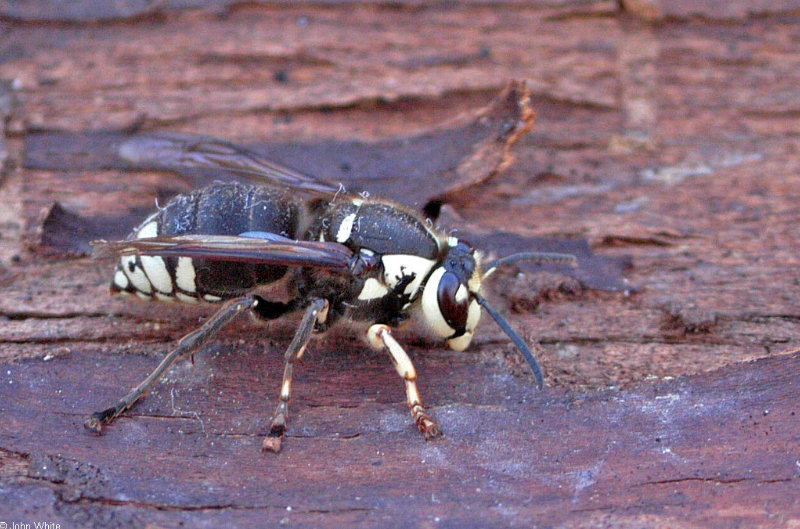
[420,239,578,390]
[420,239,483,352]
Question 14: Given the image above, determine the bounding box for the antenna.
[483,252,577,279]
[474,293,544,390]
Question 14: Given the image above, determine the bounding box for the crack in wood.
[638,476,796,487]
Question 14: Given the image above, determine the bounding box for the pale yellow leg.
[367,324,442,439]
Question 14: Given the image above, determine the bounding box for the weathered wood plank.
[1,343,798,528]
[2,2,800,527]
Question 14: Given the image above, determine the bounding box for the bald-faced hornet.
[85,138,575,452]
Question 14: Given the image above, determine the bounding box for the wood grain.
[1,2,799,528]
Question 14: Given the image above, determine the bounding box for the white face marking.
[176,292,199,304]
[447,300,481,351]
[121,255,152,293]
[175,257,196,293]
[447,331,473,351]
[447,236,459,247]
[467,298,480,329]
[141,256,173,293]
[358,277,390,301]
[455,284,468,303]
[113,269,129,290]
[136,221,158,239]
[203,294,223,302]
[420,268,482,347]
[420,267,455,338]
[336,212,357,243]
[381,254,435,299]
[351,198,364,207]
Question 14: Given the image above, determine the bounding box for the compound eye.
[437,270,469,335]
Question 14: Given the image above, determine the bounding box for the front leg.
[367,324,442,439]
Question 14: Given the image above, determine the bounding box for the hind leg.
[85,296,257,433]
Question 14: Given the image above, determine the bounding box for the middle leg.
[261,297,329,453]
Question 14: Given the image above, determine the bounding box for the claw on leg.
[368,324,442,440]
[262,392,288,453]
[411,402,442,440]
[261,426,284,453]
[84,407,118,434]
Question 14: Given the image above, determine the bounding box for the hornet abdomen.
[110,183,304,302]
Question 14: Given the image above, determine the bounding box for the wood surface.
[1,2,799,528]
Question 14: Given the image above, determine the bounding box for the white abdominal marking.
[141,256,173,293]
[136,221,158,239]
[121,255,152,294]
[175,257,197,293]
[113,269,129,290]
[175,292,199,304]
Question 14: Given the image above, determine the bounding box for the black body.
[162,184,302,297]
[113,181,446,330]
